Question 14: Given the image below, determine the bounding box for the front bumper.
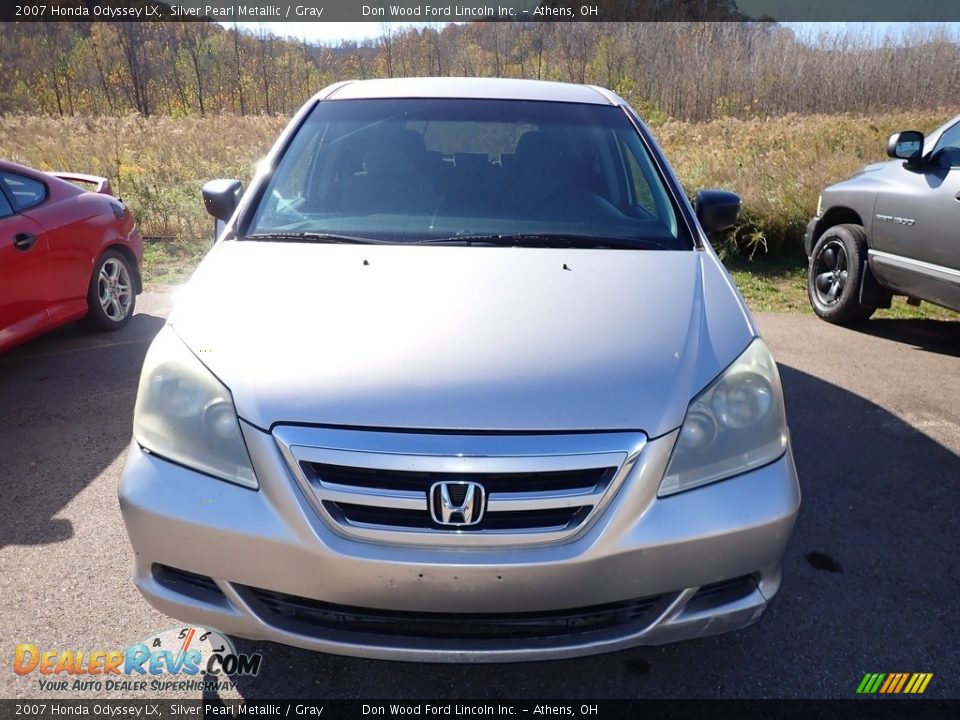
[118,425,800,662]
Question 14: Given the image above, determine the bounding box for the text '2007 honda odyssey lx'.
[119,78,800,662]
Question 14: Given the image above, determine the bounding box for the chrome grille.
[273,427,645,547]
[309,463,613,531]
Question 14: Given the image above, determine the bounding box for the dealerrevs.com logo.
[14,626,262,693]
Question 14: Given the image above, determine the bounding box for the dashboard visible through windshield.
[247,98,689,249]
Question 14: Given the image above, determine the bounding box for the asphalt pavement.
[1,292,957,699]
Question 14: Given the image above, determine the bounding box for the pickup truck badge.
[875,214,916,227]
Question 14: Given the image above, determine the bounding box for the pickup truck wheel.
[808,224,875,325]
[81,249,137,331]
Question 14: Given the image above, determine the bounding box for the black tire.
[82,249,137,331]
[807,224,875,325]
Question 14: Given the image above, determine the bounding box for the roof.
[320,77,619,105]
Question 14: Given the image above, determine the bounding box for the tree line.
[2,21,958,121]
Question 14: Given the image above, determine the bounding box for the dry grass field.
[2,112,955,319]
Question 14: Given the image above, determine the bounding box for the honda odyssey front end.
[119,77,800,662]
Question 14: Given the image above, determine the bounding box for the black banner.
[1,700,959,720]
[3,0,960,22]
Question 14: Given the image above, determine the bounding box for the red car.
[0,160,143,352]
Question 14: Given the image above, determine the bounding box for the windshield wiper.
[418,234,667,250]
[241,231,668,249]
[241,232,394,244]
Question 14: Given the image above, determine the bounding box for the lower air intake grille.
[243,586,663,640]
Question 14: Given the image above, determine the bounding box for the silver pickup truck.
[805,114,960,323]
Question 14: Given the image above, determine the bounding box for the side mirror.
[887,131,924,162]
[695,189,741,233]
[202,179,242,222]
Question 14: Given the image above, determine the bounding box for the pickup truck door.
[870,120,960,308]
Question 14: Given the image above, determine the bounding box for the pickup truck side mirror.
[887,131,924,162]
[695,189,741,233]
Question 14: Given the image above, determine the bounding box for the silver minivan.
[119,78,800,662]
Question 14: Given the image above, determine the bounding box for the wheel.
[807,224,875,325]
[82,249,136,331]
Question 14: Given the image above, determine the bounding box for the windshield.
[247,98,689,249]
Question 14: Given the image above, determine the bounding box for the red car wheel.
[82,249,137,331]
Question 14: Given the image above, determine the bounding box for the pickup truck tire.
[808,223,876,325]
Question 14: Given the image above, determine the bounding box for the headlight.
[659,339,787,497]
[133,325,258,489]
[816,194,823,217]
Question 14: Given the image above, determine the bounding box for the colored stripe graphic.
[857,673,933,694]
[856,673,885,694]
[893,674,909,693]
[879,674,896,693]
[906,673,934,694]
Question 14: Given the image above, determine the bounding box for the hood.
[828,159,904,197]
[846,159,900,179]
[169,242,755,437]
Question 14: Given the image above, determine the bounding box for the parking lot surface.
[1,292,957,699]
